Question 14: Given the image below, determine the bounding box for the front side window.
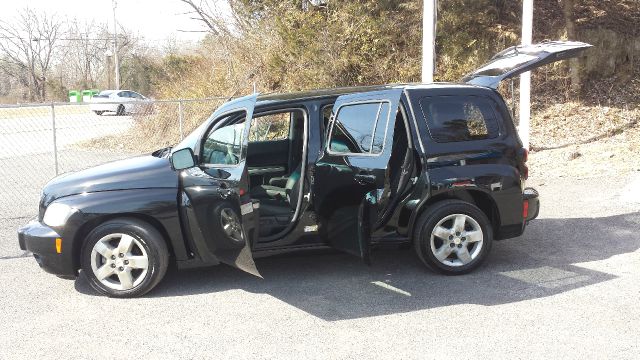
[419,96,500,142]
[201,113,246,165]
[329,102,390,155]
[248,112,290,142]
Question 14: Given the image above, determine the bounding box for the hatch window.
[419,96,500,142]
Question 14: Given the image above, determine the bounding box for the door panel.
[313,89,403,262]
[179,94,261,276]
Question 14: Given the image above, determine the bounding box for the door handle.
[354,174,376,185]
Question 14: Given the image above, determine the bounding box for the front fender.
[52,188,185,271]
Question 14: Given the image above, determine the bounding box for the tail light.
[522,199,529,218]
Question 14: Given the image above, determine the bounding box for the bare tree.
[0,8,64,101]
[62,19,112,89]
[177,0,236,35]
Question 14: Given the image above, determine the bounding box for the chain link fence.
[0,97,228,220]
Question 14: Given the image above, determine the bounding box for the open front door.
[462,40,592,88]
[179,94,261,276]
[313,88,403,264]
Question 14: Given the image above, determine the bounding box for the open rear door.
[462,40,592,89]
[313,88,403,264]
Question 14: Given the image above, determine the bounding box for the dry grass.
[527,71,640,180]
[530,102,639,150]
[530,124,640,180]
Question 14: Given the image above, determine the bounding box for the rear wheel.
[93,110,104,116]
[413,200,492,275]
[80,218,169,298]
[116,104,125,116]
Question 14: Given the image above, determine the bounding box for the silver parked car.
[89,90,151,116]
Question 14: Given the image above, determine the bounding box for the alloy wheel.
[429,213,484,267]
[90,233,149,291]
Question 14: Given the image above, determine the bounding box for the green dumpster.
[81,89,99,102]
[68,90,81,103]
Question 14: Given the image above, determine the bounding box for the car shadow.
[75,212,640,321]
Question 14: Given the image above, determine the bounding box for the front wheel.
[413,200,493,275]
[80,218,169,298]
[116,104,125,116]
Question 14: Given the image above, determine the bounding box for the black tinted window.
[329,102,390,154]
[420,96,499,142]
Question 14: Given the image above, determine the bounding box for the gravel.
[0,171,639,359]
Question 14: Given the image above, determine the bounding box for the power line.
[0,35,113,41]
[0,35,186,43]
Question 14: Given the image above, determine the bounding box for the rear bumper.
[523,187,540,223]
[18,219,77,277]
[495,187,540,240]
[89,103,119,112]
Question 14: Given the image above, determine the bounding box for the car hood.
[41,155,178,207]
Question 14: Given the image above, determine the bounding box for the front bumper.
[523,187,540,223]
[18,219,77,277]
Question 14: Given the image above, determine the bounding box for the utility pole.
[421,0,436,83]
[519,0,533,149]
[112,0,120,90]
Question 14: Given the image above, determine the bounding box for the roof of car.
[99,90,138,94]
[255,82,485,104]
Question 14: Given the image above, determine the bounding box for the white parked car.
[89,90,152,116]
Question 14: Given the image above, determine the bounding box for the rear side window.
[419,96,499,142]
[329,102,390,155]
[249,112,291,142]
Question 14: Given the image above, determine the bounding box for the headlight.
[43,203,75,227]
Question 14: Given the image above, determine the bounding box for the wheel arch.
[72,213,175,271]
[407,189,500,240]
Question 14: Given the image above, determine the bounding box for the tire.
[116,104,125,116]
[413,200,493,275]
[93,110,104,116]
[80,218,169,298]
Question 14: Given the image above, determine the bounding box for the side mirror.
[171,148,196,170]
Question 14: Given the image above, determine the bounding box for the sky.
[1,0,221,44]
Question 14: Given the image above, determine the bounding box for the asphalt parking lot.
[1,173,639,359]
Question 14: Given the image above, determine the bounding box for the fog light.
[55,238,62,254]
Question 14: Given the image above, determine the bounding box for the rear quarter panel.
[405,86,525,237]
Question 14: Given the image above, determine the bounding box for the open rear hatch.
[462,40,592,89]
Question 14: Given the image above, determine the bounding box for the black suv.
[19,41,590,297]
